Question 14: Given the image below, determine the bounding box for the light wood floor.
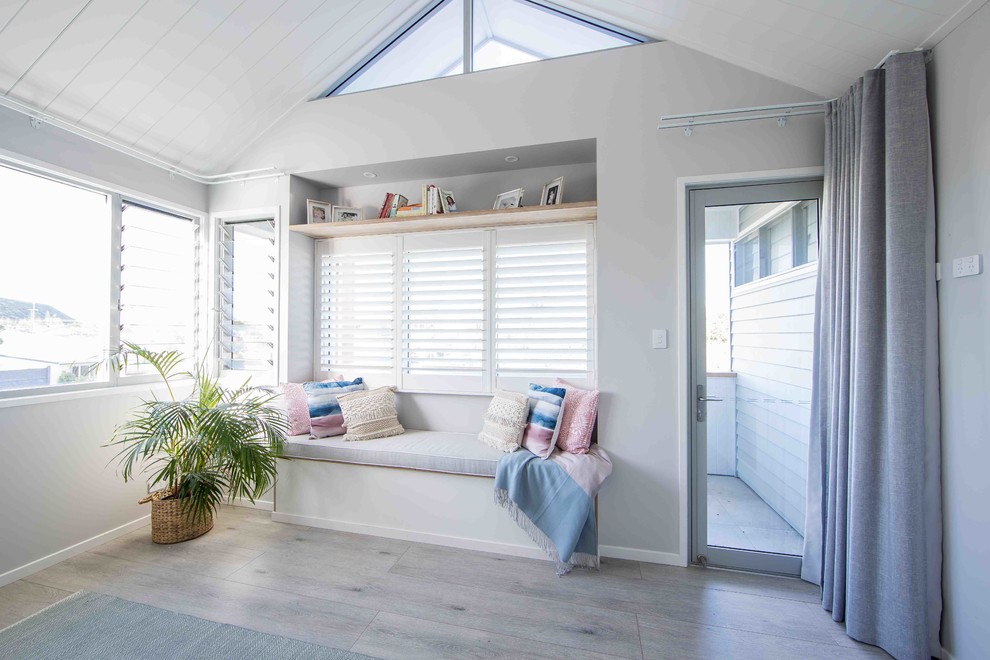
[0,505,889,659]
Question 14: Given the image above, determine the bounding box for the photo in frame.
[541,177,564,206]
[332,206,362,222]
[493,188,524,210]
[307,199,330,224]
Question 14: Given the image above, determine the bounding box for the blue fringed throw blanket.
[494,445,612,574]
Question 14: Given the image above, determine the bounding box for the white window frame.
[314,221,596,395]
[0,156,206,400]
[210,208,282,387]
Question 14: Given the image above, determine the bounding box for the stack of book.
[377,186,457,219]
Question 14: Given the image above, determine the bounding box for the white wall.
[930,5,990,658]
[0,106,209,582]
[214,41,824,562]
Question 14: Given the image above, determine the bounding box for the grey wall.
[216,40,824,561]
[930,5,990,658]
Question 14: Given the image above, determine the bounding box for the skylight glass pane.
[336,0,464,96]
[473,0,638,72]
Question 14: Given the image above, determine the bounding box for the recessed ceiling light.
[363,171,378,178]
[504,156,519,163]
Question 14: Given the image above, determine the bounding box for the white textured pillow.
[337,386,404,442]
[478,390,529,453]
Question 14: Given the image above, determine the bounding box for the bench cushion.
[281,429,504,477]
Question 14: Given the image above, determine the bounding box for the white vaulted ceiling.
[0,0,982,175]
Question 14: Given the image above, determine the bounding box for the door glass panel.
[703,197,819,559]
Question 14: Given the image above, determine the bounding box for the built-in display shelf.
[290,201,596,239]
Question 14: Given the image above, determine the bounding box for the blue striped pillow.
[304,378,365,438]
[521,383,567,459]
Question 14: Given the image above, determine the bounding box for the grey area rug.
[0,591,376,659]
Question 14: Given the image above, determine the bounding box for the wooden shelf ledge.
[290,201,596,239]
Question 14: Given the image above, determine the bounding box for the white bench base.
[273,457,545,560]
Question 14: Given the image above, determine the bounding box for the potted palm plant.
[106,343,287,544]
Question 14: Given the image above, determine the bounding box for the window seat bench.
[282,429,503,477]
[272,429,542,558]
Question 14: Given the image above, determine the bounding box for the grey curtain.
[802,51,942,660]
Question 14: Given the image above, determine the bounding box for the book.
[389,194,408,218]
[378,193,393,219]
[396,203,424,217]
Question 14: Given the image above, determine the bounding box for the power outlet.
[952,255,982,278]
[652,329,668,349]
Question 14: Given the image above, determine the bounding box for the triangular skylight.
[328,0,645,96]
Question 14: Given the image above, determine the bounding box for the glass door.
[689,180,822,575]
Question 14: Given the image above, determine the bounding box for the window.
[494,224,594,390]
[320,237,397,379]
[401,232,487,392]
[327,0,644,96]
[218,218,277,379]
[0,160,203,397]
[317,222,595,393]
[732,200,819,287]
[119,202,199,374]
[0,165,111,392]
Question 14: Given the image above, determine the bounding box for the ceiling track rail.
[0,94,282,185]
[659,48,930,135]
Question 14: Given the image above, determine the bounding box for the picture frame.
[331,206,362,222]
[307,199,330,224]
[493,188,524,210]
[541,177,564,206]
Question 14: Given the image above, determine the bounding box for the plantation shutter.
[319,237,396,384]
[400,232,487,392]
[494,223,595,391]
[119,201,199,374]
[218,219,276,377]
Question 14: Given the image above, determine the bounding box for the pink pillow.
[280,375,342,436]
[554,378,599,454]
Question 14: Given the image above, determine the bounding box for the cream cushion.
[478,389,529,453]
[337,386,404,441]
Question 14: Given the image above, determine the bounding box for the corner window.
[0,160,203,397]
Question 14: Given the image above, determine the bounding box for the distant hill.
[0,298,74,322]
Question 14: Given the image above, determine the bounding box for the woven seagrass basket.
[150,497,213,544]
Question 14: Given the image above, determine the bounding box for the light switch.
[652,329,668,349]
[952,255,982,278]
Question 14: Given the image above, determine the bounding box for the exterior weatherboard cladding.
[212,41,825,561]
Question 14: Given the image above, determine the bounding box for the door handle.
[696,384,722,422]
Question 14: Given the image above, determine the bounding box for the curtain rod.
[657,48,928,134]
[0,93,283,185]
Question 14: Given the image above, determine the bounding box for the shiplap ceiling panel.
[4,0,140,108]
[162,0,419,169]
[0,0,91,92]
[0,0,980,173]
[40,1,194,121]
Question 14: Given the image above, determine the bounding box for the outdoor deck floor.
[707,475,804,556]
